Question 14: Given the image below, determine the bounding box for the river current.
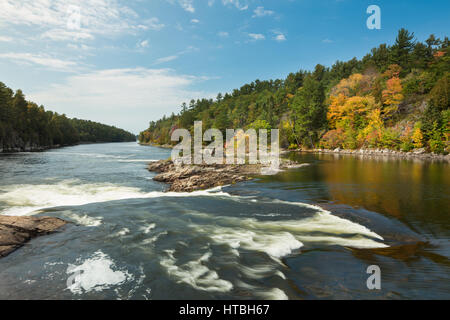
[0,142,448,299]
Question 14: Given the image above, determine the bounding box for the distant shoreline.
[0,140,137,154]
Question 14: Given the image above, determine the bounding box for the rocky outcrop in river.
[148,160,262,192]
[148,159,306,192]
[0,216,67,258]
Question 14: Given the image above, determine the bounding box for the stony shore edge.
[286,147,450,161]
[0,216,67,258]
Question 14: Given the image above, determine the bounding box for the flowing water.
[0,142,448,299]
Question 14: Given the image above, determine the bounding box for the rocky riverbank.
[148,159,304,192]
[284,147,450,162]
[0,216,67,258]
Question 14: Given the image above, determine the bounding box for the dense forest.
[0,83,136,152]
[139,29,449,154]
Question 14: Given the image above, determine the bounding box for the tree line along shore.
[0,83,136,153]
[139,29,449,156]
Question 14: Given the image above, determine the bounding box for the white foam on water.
[0,180,147,216]
[268,199,387,244]
[142,231,168,245]
[51,152,132,160]
[66,251,133,294]
[159,250,233,293]
[259,288,289,300]
[191,199,387,257]
[238,264,286,280]
[206,228,304,258]
[0,180,235,216]
[235,280,289,300]
[59,210,102,227]
[260,167,283,176]
[118,159,159,163]
[260,163,310,176]
[113,228,130,237]
[140,223,156,234]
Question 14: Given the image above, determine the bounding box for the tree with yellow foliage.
[412,122,424,148]
[358,108,383,147]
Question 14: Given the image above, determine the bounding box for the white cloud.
[248,33,265,41]
[272,31,287,42]
[252,6,274,18]
[29,68,213,132]
[222,0,248,11]
[0,52,77,71]
[208,0,215,7]
[179,0,195,13]
[191,19,200,23]
[0,0,164,42]
[218,31,229,37]
[274,34,287,42]
[139,40,149,48]
[322,38,334,43]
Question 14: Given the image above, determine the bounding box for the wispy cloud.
[252,6,274,18]
[0,0,164,42]
[191,19,200,24]
[154,46,198,65]
[155,55,179,64]
[218,31,229,37]
[0,52,77,71]
[322,38,334,43]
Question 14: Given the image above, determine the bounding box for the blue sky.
[0,0,449,133]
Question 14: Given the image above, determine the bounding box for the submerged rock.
[0,216,67,258]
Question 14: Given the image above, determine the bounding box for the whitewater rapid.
[0,145,390,299]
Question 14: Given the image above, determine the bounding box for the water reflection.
[262,153,450,238]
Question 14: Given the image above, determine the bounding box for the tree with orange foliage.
[382,76,404,119]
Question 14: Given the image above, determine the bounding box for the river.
[0,142,449,299]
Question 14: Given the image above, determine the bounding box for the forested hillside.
[139,29,450,154]
[0,83,136,152]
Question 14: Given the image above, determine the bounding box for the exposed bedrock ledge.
[148,159,303,192]
[0,216,67,258]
